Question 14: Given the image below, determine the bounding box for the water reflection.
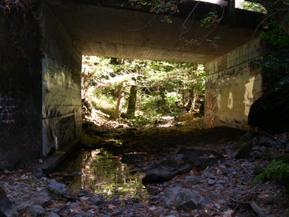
[59,149,148,201]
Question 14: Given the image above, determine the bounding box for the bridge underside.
[0,0,265,169]
[49,0,263,63]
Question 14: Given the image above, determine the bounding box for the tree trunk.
[181,89,186,107]
[115,84,124,118]
[189,92,197,113]
[126,85,137,118]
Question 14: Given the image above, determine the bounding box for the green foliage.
[90,95,116,118]
[82,56,206,126]
[128,112,162,127]
[200,11,219,28]
[141,92,181,115]
[243,2,267,13]
[255,160,289,191]
[262,54,289,78]
[261,23,289,48]
[129,0,179,14]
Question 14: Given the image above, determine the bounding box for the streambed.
[54,149,148,201]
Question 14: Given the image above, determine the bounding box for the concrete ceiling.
[49,0,264,63]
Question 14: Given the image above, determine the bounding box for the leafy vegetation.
[128,0,269,15]
[261,23,289,48]
[129,0,180,14]
[243,2,267,13]
[255,160,289,191]
[200,11,219,28]
[82,56,206,127]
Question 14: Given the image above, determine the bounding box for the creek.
[55,148,149,201]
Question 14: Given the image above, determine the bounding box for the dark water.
[56,149,148,201]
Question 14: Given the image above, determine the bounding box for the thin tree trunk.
[182,89,185,107]
[189,92,197,113]
[126,85,137,118]
[115,83,123,118]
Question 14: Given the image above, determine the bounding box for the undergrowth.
[255,160,289,192]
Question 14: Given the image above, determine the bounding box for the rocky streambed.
[1,127,289,217]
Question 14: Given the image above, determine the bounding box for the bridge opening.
[48,0,267,201]
[81,55,207,129]
[63,54,209,199]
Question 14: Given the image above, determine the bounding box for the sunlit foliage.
[82,56,206,126]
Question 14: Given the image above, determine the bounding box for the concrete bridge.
[0,0,266,168]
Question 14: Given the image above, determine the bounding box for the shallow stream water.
[56,149,148,201]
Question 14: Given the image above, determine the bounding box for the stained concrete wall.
[0,11,42,169]
[51,1,263,63]
[0,2,267,169]
[205,38,263,128]
[41,4,82,156]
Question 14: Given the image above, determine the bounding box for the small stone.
[31,190,51,206]
[163,186,203,210]
[23,205,45,217]
[215,184,225,191]
[47,180,67,196]
[112,209,122,216]
[33,168,44,179]
[46,212,60,217]
[88,196,104,205]
[217,179,226,185]
[208,179,216,186]
[86,210,96,217]
[214,203,221,209]
[258,135,279,147]
[184,176,201,185]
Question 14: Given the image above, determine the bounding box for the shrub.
[255,160,289,191]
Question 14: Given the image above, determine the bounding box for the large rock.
[47,180,67,196]
[248,78,289,132]
[142,157,192,184]
[0,186,14,217]
[163,186,203,210]
[142,148,222,184]
[177,148,223,169]
[19,205,45,217]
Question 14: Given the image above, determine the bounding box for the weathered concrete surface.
[49,0,264,63]
[0,11,42,169]
[41,4,82,156]
[205,39,263,128]
[0,0,267,169]
[248,47,289,132]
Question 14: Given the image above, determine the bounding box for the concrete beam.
[48,1,263,63]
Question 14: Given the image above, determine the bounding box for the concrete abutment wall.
[205,39,263,128]
[0,2,266,169]
[41,3,82,156]
[0,4,83,169]
[0,10,42,169]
